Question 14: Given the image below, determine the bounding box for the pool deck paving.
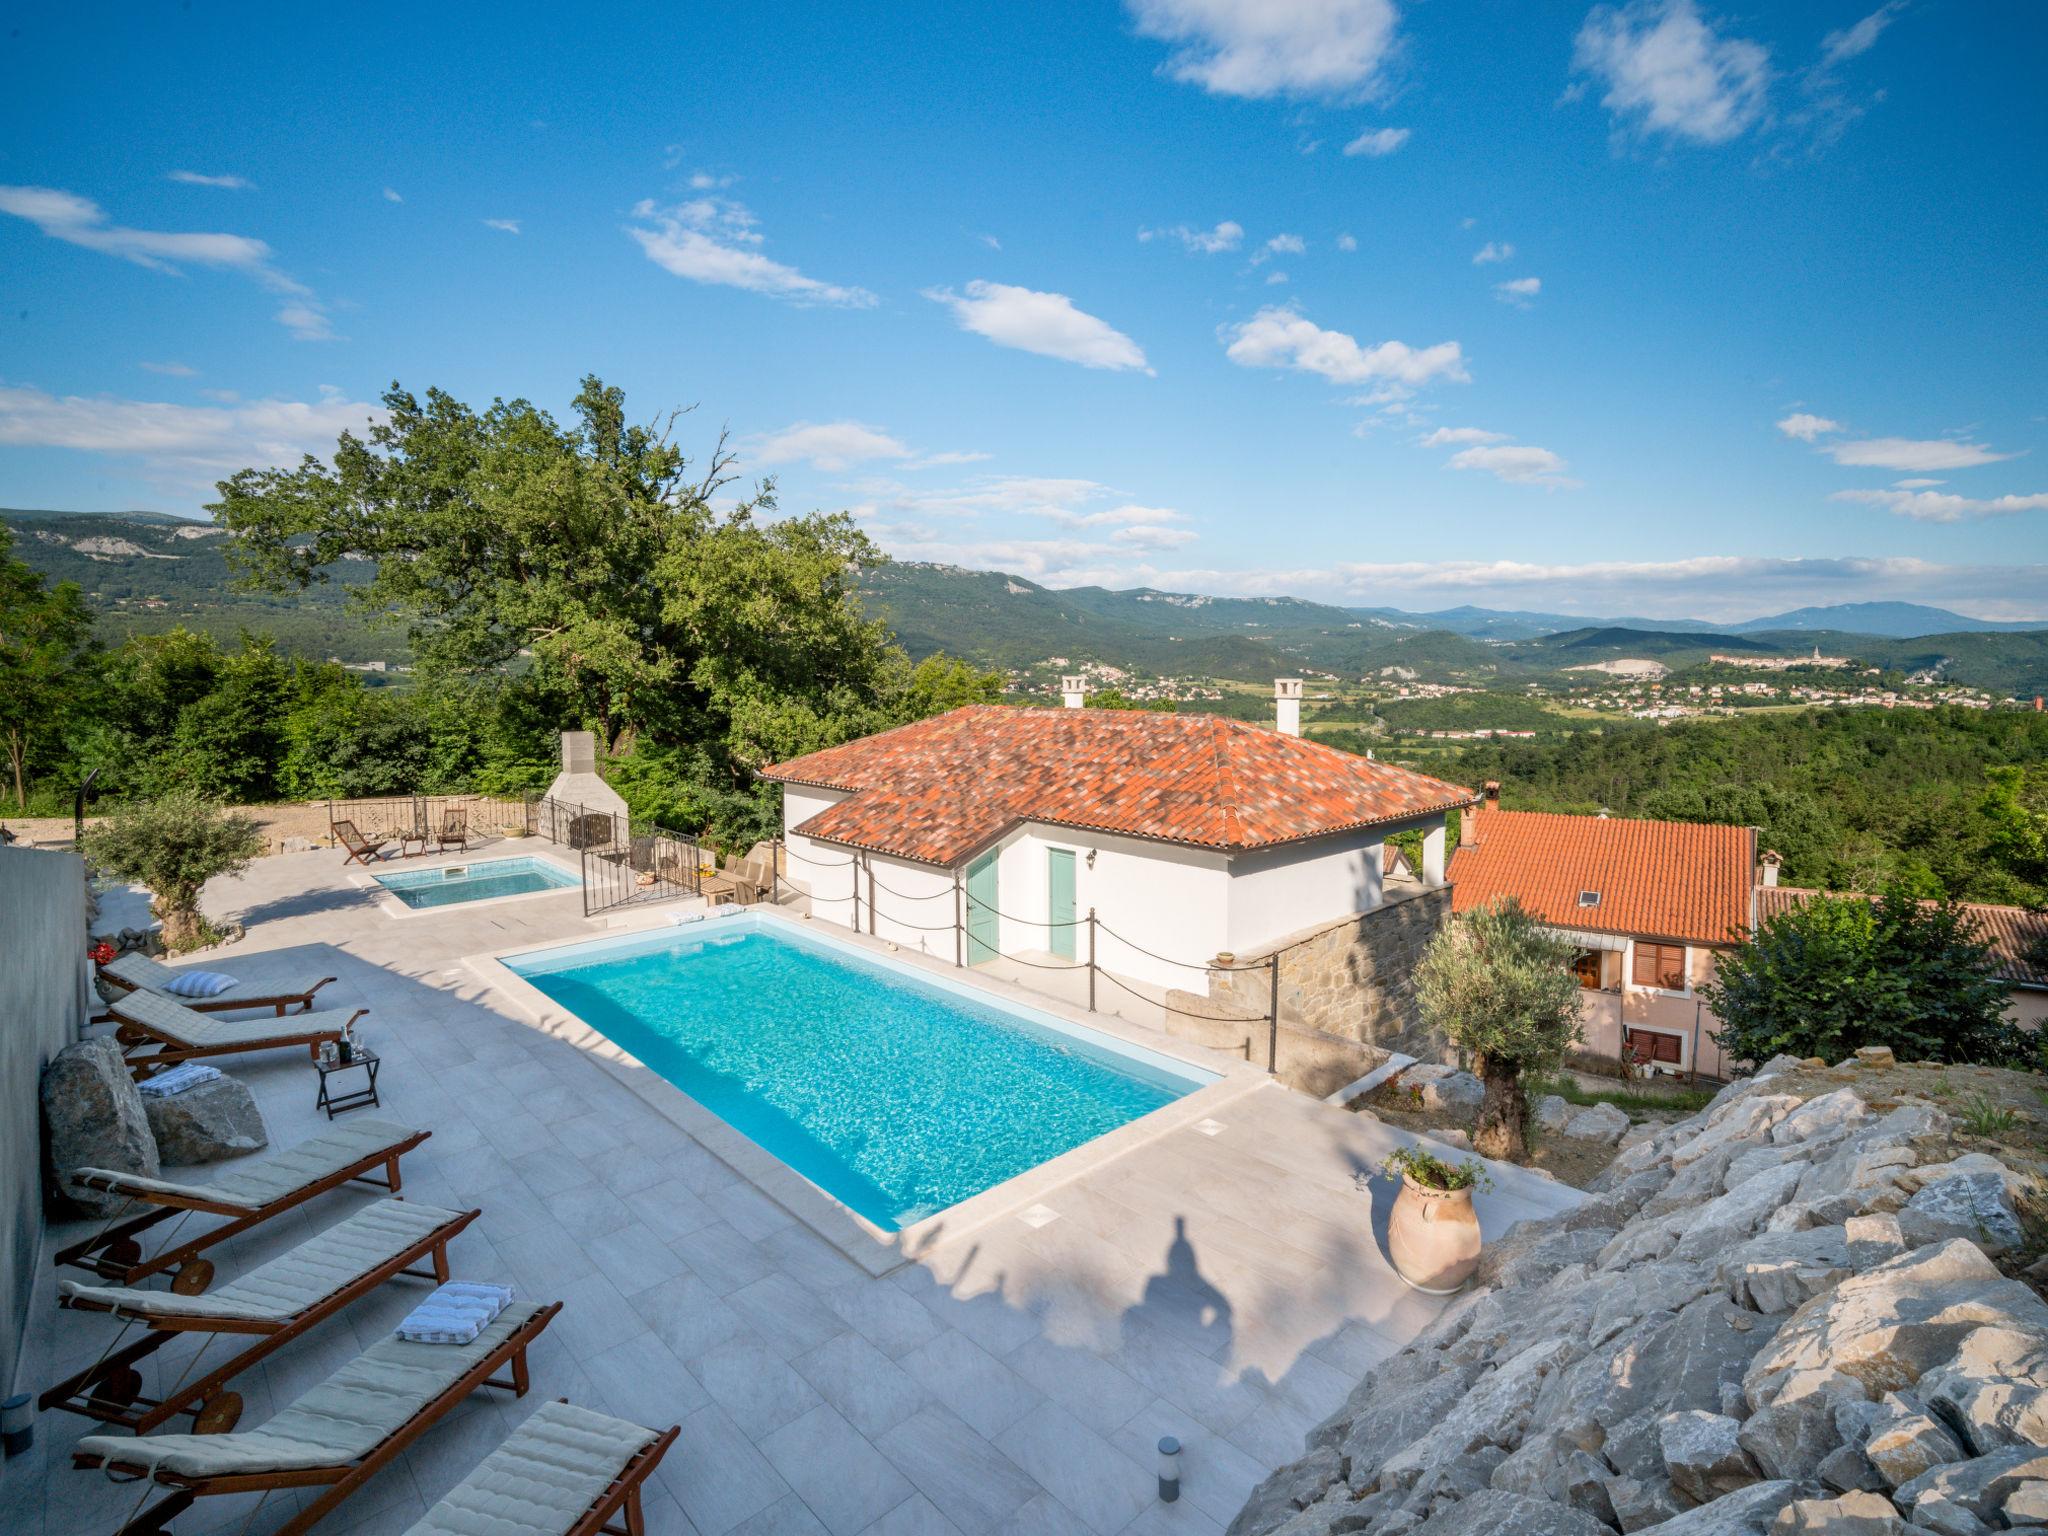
[6,844,1579,1536]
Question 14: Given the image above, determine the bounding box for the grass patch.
[1529,1073,1716,1117]
[1961,1093,2020,1138]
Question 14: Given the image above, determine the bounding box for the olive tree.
[1416,897,1584,1160]
[81,790,266,951]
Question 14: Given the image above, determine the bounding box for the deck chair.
[72,1299,560,1536]
[56,1119,430,1291]
[108,987,362,1074]
[399,1399,679,1536]
[43,1199,478,1434]
[335,818,391,866]
[95,950,339,1018]
[436,806,469,853]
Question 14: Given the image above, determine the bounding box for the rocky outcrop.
[143,1074,268,1164]
[41,1036,158,1214]
[1229,1056,2046,1536]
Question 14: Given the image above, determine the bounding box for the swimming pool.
[375,855,580,910]
[505,917,1212,1229]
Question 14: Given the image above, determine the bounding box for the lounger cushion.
[112,988,347,1048]
[74,1301,546,1479]
[101,951,316,1007]
[59,1200,461,1322]
[71,1118,421,1211]
[403,1400,661,1536]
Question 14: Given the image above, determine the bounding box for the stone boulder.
[1399,1065,1485,1118]
[144,1074,268,1164]
[1563,1102,1632,1145]
[1633,1480,1825,1533]
[41,1036,158,1215]
[1535,1096,1574,1133]
[1661,1411,1762,1505]
[1894,1164,2025,1257]
[1765,1490,1909,1534]
[1404,1489,1608,1535]
[1895,1447,2048,1532]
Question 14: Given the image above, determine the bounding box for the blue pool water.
[507,919,1210,1229]
[375,856,580,910]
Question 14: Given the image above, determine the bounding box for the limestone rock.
[2004,1480,2048,1526]
[1816,1444,1887,1495]
[1863,1409,1967,1489]
[41,1036,158,1214]
[1844,1216,1908,1271]
[1536,1095,1574,1132]
[1341,1367,1484,1493]
[1403,1489,1609,1535]
[1267,1492,1375,1536]
[1564,1102,1632,1145]
[1474,1224,1615,1292]
[1226,1447,1345,1536]
[1895,1447,2048,1532]
[143,1073,268,1164]
[1854,1047,1897,1069]
[1399,1064,1485,1118]
[1915,1326,2048,1455]
[1895,1172,2024,1257]
[1672,1095,1804,1171]
[1765,1490,1908,1534]
[1608,1475,1688,1532]
[1669,1163,1811,1264]
[1740,1396,1845,1481]
[1380,1337,1579,1488]
[1773,1090,1874,1146]
[1662,1411,1763,1505]
[1719,1230,1854,1316]
[1631,1480,1825,1533]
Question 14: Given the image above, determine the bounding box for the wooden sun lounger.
[398,1398,680,1536]
[107,987,360,1075]
[93,950,339,1020]
[55,1118,430,1291]
[42,1199,478,1434]
[72,1299,560,1536]
[335,818,392,866]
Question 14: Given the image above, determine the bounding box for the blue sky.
[2,0,2043,620]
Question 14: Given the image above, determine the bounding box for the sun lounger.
[107,987,362,1074]
[42,1199,478,1433]
[335,818,392,866]
[94,949,339,1019]
[72,1298,559,1536]
[400,1398,679,1536]
[56,1118,430,1290]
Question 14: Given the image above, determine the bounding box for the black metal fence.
[326,793,538,845]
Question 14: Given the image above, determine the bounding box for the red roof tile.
[762,705,1475,866]
[1758,886,2048,990]
[1448,808,1756,948]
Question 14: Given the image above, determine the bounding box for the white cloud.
[976,233,1002,250]
[1139,220,1244,253]
[1221,306,1466,387]
[1116,523,1199,550]
[1573,0,1771,145]
[382,187,404,203]
[1447,443,1579,488]
[627,196,877,308]
[1343,126,1410,157]
[1822,2,1904,65]
[747,421,911,471]
[0,184,331,339]
[1336,233,1358,251]
[0,382,382,497]
[1893,478,1942,489]
[906,450,993,469]
[483,218,521,234]
[1472,241,1514,264]
[1493,275,1541,306]
[1126,0,1402,101]
[1265,271,1290,285]
[1776,411,1842,441]
[1831,488,2048,523]
[139,361,197,377]
[1824,436,2015,472]
[1420,426,1507,447]
[168,171,252,190]
[926,281,1151,372]
[1264,233,1306,255]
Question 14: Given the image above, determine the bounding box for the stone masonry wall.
[1206,884,1453,1066]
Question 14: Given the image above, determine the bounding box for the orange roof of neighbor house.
[1448,808,1756,947]
[1757,886,2048,990]
[761,705,1476,866]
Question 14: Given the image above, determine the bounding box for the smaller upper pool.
[374,855,579,911]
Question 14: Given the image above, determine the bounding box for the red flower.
[87,940,117,966]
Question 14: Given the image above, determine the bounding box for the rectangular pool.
[505,917,1212,1229]
[375,855,580,910]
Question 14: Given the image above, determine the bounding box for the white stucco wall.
[1224,829,1385,955]
[780,785,854,925]
[860,853,960,958]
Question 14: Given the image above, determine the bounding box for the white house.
[760,682,1476,990]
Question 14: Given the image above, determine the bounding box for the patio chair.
[437,806,469,853]
[55,1118,430,1291]
[43,1199,479,1433]
[396,1398,679,1536]
[94,950,339,1018]
[335,818,392,866]
[71,1299,560,1536]
[106,988,361,1074]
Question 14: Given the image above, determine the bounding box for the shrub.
[81,789,266,951]
[1382,1144,1491,1193]
[1702,889,2017,1070]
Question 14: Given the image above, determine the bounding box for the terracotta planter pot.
[1387,1174,1483,1295]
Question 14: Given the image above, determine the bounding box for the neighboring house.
[1755,882,2048,1031]
[1447,786,1757,1080]
[761,684,1476,991]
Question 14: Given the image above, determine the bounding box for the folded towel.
[137,1063,224,1098]
[162,969,238,999]
[669,911,705,926]
[396,1280,515,1345]
[708,903,744,917]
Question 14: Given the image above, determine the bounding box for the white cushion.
[163,970,238,998]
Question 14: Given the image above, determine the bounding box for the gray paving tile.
[794,1330,931,1438]
[663,1403,792,1536]
[1107,1399,1268,1527]
[995,1403,1152,1536]
[632,1270,753,1365]
[862,1494,966,1536]
[877,1405,1044,1536]
[900,1328,1044,1440]
[728,1494,833,1536]
[696,1334,828,1438]
[580,1329,712,1429]
[760,1405,917,1536]
[1005,1336,1155,1438]
[729,1272,850,1361]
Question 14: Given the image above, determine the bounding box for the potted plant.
[1381,1144,1491,1295]
[87,939,120,1003]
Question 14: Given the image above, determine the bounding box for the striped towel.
[136,1063,224,1098]
[396,1281,516,1345]
[707,903,744,917]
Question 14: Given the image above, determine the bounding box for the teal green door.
[966,852,999,964]
[1047,849,1076,960]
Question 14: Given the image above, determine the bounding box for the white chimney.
[544,730,629,816]
[1061,676,1088,709]
[1274,678,1303,736]
[1760,849,1781,888]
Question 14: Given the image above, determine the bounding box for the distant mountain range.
[8,510,2047,694]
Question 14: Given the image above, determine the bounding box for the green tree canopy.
[0,524,97,808]
[81,789,267,950]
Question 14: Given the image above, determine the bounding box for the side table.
[315,1049,381,1118]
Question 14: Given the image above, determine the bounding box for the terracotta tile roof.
[762,705,1475,866]
[1758,886,2048,990]
[1447,808,1756,947]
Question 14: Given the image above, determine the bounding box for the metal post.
[852,853,863,933]
[73,767,99,846]
[1087,909,1097,1013]
[954,871,963,968]
[1266,953,1280,1075]
[867,856,877,936]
